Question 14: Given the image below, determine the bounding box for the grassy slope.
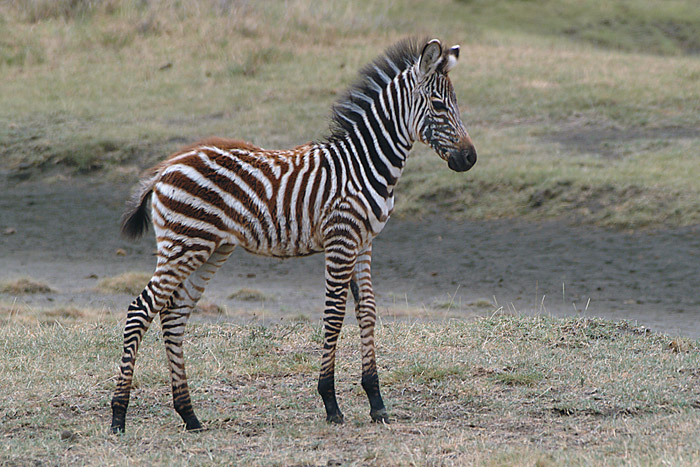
[1,0,699,228]
[1,314,699,465]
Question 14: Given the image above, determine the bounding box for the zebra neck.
[328,78,416,199]
[322,126,412,201]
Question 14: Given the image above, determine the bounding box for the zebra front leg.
[318,243,356,423]
[353,246,389,423]
[111,282,161,433]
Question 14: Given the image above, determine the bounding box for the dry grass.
[228,287,273,302]
[0,277,54,295]
[194,299,227,315]
[0,301,115,324]
[96,271,151,296]
[1,314,699,465]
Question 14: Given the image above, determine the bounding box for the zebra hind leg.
[110,248,215,434]
[353,247,389,423]
[159,244,235,431]
[110,280,160,433]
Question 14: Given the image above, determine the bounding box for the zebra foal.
[111,37,477,433]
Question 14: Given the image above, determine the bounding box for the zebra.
[110,37,477,433]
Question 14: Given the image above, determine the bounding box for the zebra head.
[413,39,477,172]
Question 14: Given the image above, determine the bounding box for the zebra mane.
[324,37,428,142]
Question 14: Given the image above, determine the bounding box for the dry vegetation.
[0,301,114,324]
[96,271,152,295]
[0,277,54,295]
[1,0,699,228]
[1,314,699,465]
[228,287,274,302]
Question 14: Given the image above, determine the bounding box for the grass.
[96,271,151,295]
[0,301,114,324]
[228,287,273,302]
[0,277,54,295]
[1,1,699,228]
[0,313,699,464]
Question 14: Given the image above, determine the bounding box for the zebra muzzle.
[447,146,476,172]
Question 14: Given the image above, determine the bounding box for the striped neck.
[320,66,418,201]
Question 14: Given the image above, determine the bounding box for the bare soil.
[2,179,699,338]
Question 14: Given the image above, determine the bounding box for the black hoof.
[326,412,344,424]
[110,414,126,434]
[370,409,390,424]
[185,418,203,432]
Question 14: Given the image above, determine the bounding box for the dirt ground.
[2,179,699,338]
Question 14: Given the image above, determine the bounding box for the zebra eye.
[431,99,447,111]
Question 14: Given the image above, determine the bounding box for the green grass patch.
[493,368,544,387]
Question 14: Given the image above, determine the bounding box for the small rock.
[3,227,16,235]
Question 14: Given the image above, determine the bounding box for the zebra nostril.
[466,146,477,166]
[447,147,476,172]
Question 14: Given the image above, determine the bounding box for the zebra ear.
[444,45,460,73]
[418,39,443,77]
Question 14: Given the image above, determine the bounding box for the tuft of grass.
[226,46,293,77]
[0,277,54,295]
[96,271,151,295]
[195,300,226,315]
[493,369,544,387]
[228,288,273,302]
[470,299,496,309]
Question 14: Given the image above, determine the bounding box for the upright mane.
[323,37,427,142]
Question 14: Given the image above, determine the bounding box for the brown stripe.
[154,186,228,234]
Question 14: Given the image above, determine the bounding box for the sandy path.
[1,180,699,337]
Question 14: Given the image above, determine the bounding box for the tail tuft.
[120,178,155,240]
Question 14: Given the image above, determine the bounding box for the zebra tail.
[120,176,156,240]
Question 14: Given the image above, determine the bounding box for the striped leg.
[352,245,389,423]
[110,246,214,434]
[159,244,236,431]
[318,240,357,423]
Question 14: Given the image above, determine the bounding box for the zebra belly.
[228,225,326,259]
